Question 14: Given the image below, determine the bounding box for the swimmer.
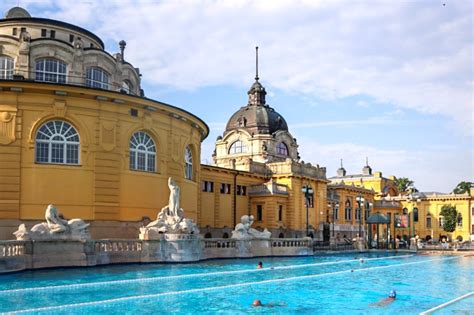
[360,258,365,263]
[252,300,285,308]
[370,290,397,307]
[257,261,263,269]
[252,300,263,307]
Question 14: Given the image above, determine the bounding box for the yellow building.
[0,7,208,239]
[392,190,473,242]
[1,7,471,243]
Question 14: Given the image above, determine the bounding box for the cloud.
[296,139,474,192]
[10,0,471,134]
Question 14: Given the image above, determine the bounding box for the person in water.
[371,290,397,307]
[252,300,286,308]
[257,261,263,269]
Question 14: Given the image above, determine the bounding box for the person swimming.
[371,290,397,307]
[252,300,286,308]
[257,261,263,269]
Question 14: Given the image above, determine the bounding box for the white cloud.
[14,0,470,134]
[296,138,474,193]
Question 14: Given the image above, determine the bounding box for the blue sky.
[3,0,472,192]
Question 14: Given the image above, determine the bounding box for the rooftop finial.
[366,157,368,166]
[340,158,343,168]
[255,46,259,81]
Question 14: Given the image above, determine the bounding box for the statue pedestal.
[409,237,418,251]
[162,234,202,262]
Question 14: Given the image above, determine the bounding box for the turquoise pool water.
[0,252,472,314]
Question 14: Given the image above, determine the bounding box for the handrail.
[1,70,140,96]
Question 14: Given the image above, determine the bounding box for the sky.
[2,0,472,192]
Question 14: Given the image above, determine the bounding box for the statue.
[231,215,271,240]
[139,177,199,240]
[13,204,90,241]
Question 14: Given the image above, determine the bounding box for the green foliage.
[453,181,473,195]
[439,205,457,233]
[395,177,416,194]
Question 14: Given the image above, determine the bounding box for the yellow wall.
[400,197,472,241]
[0,81,207,222]
[327,185,375,226]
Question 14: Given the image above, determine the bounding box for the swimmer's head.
[252,300,262,307]
[389,290,396,298]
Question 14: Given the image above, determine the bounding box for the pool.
[0,252,472,314]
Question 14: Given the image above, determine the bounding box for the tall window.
[355,207,361,221]
[413,207,419,222]
[439,216,445,228]
[35,58,66,83]
[257,205,263,221]
[86,67,109,89]
[344,200,352,221]
[365,201,370,220]
[0,56,14,79]
[426,213,432,229]
[184,146,193,180]
[229,140,247,154]
[278,205,283,221]
[276,142,288,156]
[457,213,463,228]
[35,120,79,164]
[129,131,156,172]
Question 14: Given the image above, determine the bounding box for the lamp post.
[356,195,364,237]
[301,184,314,237]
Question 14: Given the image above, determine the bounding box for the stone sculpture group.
[231,215,271,240]
[139,177,200,240]
[13,204,90,241]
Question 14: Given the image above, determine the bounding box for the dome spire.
[247,46,266,106]
[255,46,259,81]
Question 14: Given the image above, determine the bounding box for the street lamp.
[301,184,314,237]
[356,195,364,237]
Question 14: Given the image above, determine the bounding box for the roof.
[366,212,390,224]
[0,16,105,49]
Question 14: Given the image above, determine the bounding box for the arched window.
[229,140,247,154]
[86,67,109,89]
[121,80,133,94]
[344,199,352,221]
[0,56,14,79]
[457,213,462,227]
[35,120,79,164]
[129,131,156,172]
[35,58,67,83]
[276,142,289,156]
[413,207,419,222]
[184,146,193,180]
[402,207,408,215]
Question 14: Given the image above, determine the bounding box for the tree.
[453,181,473,195]
[394,177,416,194]
[439,205,457,233]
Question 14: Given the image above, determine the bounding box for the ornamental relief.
[0,110,16,145]
[100,121,116,151]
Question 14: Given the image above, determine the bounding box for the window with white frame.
[228,140,247,154]
[35,120,79,164]
[35,58,67,83]
[0,56,14,79]
[184,146,193,180]
[276,142,288,156]
[86,67,109,89]
[426,213,432,228]
[129,131,156,172]
[121,80,133,94]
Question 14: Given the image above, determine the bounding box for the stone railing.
[0,240,26,257]
[204,239,236,249]
[271,239,311,248]
[249,182,289,196]
[94,240,143,253]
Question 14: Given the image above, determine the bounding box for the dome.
[5,7,31,19]
[225,104,289,135]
